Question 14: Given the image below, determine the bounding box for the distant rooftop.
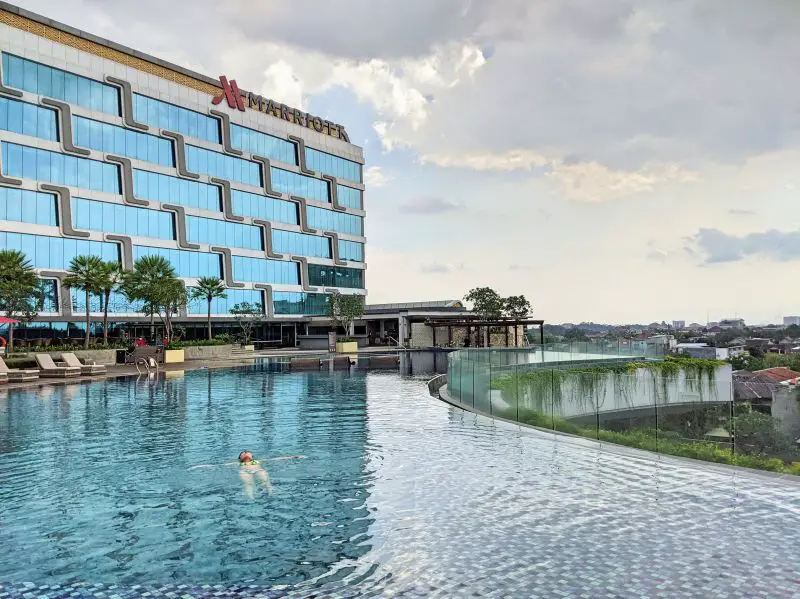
[365,300,465,311]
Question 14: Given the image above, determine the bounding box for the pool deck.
[0,346,408,392]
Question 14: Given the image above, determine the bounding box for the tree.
[122,256,186,342]
[328,290,364,338]
[564,328,589,342]
[97,260,123,345]
[0,250,42,353]
[64,255,105,349]
[731,411,791,456]
[230,301,264,345]
[503,295,531,319]
[464,287,504,319]
[190,277,227,340]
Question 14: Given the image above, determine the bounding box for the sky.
[16,0,800,325]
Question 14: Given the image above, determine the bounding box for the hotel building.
[0,2,366,346]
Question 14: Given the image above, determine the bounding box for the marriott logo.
[211,74,349,143]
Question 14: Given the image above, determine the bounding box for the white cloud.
[363,166,393,188]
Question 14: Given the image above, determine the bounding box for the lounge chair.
[61,352,107,375]
[0,356,39,382]
[34,354,81,378]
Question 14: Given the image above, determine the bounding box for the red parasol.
[0,317,19,324]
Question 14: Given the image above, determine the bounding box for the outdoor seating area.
[0,352,109,383]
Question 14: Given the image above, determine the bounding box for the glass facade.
[306,205,362,235]
[188,288,263,315]
[0,187,57,226]
[0,231,118,269]
[231,255,299,285]
[0,96,58,141]
[133,94,220,144]
[272,167,329,202]
[231,188,298,224]
[272,291,329,315]
[72,289,144,314]
[72,116,174,167]
[186,145,261,187]
[133,169,222,212]
[186,215,262,251]
[0,46,364,330]
[230,124,295,164]
[272,229,330,259]
[2,142,120,194]
[2,53,120,116]
[337,184,362,209]
[308,264,364,289]
[73,197,174,240]
[305,147,361,183]
[133,245,221,278]
[38,278,59,313]
[338,239,364,262]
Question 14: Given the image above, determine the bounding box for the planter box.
[183,344,233,360]
[336,341,358,353]
[54,349,118,365]
[164,349,184,364]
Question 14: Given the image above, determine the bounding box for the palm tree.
[122,255,186,342]
[190,277,227,340]
[97,260,123,345]
[0,249,41,353]
[64,255,104,349]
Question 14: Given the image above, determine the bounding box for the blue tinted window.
[72,197,174,240]
[133,245,222,278]
[0,187,57,226]
[133,169,221,212]
[231,189,297,224]
[230,124,295,164]
[272,291,329,316]
[271,167,329,202]
[133,93,220,144]
[1,52,120,116]
[337,184,362,209]
[231,256,299,285]
[38,278,59,313]
[305,147,361,183]
[1,142,120,194]
[306,205,362,235]
[72,116,174,167]
[0,96,57,140]
[272,229,330,259]
[185,145,261,187]
[308,264,364,289]
[338,239,364,262]
[72,290,144,313]
[188,287,263,315]
[0,231,118,269]
[185,215,262,250]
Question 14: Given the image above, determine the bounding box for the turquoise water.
[1,367,373,585]
[1,365,799,597]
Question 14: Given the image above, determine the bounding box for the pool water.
[1,366,799,597]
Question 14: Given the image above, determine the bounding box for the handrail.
[135,356,159,375]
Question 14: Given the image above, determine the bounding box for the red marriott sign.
[212,75,349,143]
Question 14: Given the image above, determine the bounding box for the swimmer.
[189,451,306,499]
[236,450,272,498]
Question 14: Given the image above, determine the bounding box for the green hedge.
[510,407,800,476]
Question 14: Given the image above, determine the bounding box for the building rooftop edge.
[0,1,359,146]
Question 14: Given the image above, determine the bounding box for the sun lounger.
[60,352,107,375]
[34,354,81,378]
[0,356,39,381]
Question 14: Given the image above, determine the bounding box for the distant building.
[672,320,686,329]
[784,316,800,327]
[675,343,741,360]
[718,318,745,329]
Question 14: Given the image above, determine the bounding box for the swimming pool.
[1,366,799,597]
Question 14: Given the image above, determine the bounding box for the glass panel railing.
[442,347,799,477]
